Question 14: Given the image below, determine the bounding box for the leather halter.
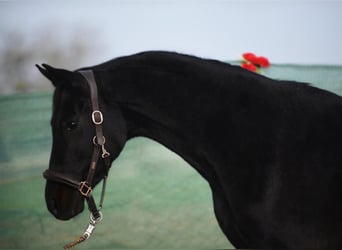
[43,70,111,221]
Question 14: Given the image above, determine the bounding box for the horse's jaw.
[45,181,85,220]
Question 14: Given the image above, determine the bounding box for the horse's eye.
[66,121,78,131]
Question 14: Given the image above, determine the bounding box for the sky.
[1,0,342,65]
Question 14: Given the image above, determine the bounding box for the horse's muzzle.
[45,181,85,220]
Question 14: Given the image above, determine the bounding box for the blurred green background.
[1,64,341,249]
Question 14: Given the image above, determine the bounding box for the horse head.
[36,64,127,220]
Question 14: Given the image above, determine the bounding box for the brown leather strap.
[43,170,80,190]
[79,70,105,146]
[85,144,100,187]
[79,70,108,190]
[79,70,109,220]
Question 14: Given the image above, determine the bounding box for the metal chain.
[63,212,103,249]
[63,234,88,249]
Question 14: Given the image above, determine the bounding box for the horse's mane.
[80,51,277,91]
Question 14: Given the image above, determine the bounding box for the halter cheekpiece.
[43,70,112,249]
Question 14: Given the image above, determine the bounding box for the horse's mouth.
[45,181,85,220]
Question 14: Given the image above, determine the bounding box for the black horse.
[37,51,342,248]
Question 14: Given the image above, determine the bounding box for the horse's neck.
[102,65,220,181]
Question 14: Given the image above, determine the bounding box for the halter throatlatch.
[43,70,112,249]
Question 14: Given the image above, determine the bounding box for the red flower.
[241,62,257,72]
[241,52,270,73]
[255,56,270,68]
[242,52,258,64]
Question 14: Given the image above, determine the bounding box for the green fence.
[0,64,341,249]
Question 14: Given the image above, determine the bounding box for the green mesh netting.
[0,64,341,249]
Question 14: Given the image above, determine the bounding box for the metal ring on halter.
[92,110,103,125]
[90,211,103,224]
[93,136,105,146]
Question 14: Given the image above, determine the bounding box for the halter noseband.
[43,70,112,248]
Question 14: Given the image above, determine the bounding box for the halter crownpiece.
[43,70,112,249]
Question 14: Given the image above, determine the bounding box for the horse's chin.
[49,202,84,221]
[45,181,85,221]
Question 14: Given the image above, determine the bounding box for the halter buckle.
[79,181,92,197]
[92,110,103,125]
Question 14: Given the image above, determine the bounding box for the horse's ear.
[35,64,74,87]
